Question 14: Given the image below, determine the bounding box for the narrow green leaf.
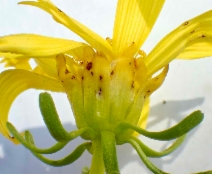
[6,122,87,154]
[129,135,186,158]
[126,139,168,174]
[116,110,203,140]
[25,130,91,167]
[6,122,67,154]
[39,92,72,142]
[39,93,97,141]
[101,131,120,174]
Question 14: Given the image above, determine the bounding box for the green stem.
[101,131,120,174]
[89,138,105,174]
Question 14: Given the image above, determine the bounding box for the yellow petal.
[0,69,64,144]
[145,10,212,76]
[32,66,47,76]
[177,41,212,59]
[133,98,150,136]
[0,52,23,59]
[33,45,94,78]
[0,34,86,58]
[113,0,165,57]
[0,58,31,70]
[34,58,58,78]
[66,45,95,62]
[144,65,169,99]
[19,0,113,58]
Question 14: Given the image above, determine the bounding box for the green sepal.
[25,130,91,167]
[126,139,168,174]
[6,122,87,154]
[39,92,77,142]
[128,135,186,158]
[101,131,120,174]
[116,110,203,141]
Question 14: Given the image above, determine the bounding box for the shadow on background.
[117,97,204,173]
[0,97,204,174]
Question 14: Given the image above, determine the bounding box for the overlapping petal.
[19,0,113,58]
[177,41,212,59]
[34,58,58,78]
[0,34,86,58]
[113,0,165,57]
[133,98,150,136]
[33,45,94,78]
[145,10,212,76]
[0,69,64,143]
[0,58,31,70]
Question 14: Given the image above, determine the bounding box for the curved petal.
[0,52,23,59]
[0,34,86,58]
[33,45,95,78]
[145,10,212,76]
[1,58,31,70]
[32,66,48,76]
[19,0,113,58]
[133,98,150,136]
[113,0,165,57]
[34,58,58,78]
[177,41,212,59]
[144,65,169,98]
[0,69,64,143]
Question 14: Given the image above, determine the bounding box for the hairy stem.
[101,131,120,174]
[89,138,105,174]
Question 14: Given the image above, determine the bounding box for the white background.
[0,0,212,174]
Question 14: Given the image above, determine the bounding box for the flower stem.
[89,138,105,174]
[101,131,120,174]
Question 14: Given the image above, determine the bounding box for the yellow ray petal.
[32,66,47,76]
[19,0,113,58]
[0,58,31,70]
[34,58,58,78]
[0,52,23,59]
[145,10,212,76]
[113,0,165,57]
[177,41,212,59]
[33,45,94,78]
[133,98,150,136]
[0,69,64,144]
[0,34,86,58]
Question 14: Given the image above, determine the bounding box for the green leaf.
[39,92,97,141]
[126,139,168,174]
[39,92,74,142]
[6,122,87,154]
[116,110,203,141]
[25,130,91,167]
[129,135,186,158]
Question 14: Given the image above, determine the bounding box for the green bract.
[7,92,208,174]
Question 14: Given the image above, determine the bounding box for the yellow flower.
[0,0,212,173]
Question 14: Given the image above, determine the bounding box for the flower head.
[0,0,212,173]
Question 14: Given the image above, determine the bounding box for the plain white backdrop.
[0,0,212,174]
